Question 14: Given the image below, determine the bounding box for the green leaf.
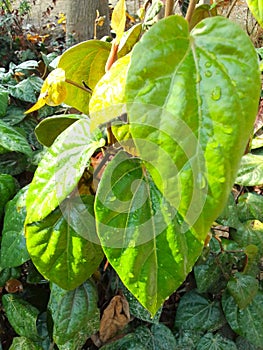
[126,15,260,238]
[90,54,130,131]
[222,290,263,348]
[100,333,145,350]
[189,5,217,30]
[235,154,263,186]
[175,330,202,350]
[246,0,263,28]
[216,193,241,228]
[9,337,42,350]
[237,192,263,222]
[58,40,111,114]
[95,151,203,315]
[175,290,226,332]
[48,281,100,349]
[0,120,33,157]
[236,336,262,350]
[2,294,40,341]
[0,267,21,286]
[8,76,43,103]
[233,221,263,256]
[0,173,18,219]
[134,324,176,350]
[0,90,8,117]
[26,196,103,290]
[227,272,258,309]
[2,105,27,125]
[35,114,81,147]
[196,333,237,350]
[26,119,104,224]
[0,187,30,268]
[118,23,142,58]
[0,152,28,175]
[144,0,164,27]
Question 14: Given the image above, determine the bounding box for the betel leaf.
[0,153,27,176]
[174,290,225,332]
[237,192,263,222]
[25,119,105,224]
[2,294,40,341]
[100,333,145,350]
[236,336,262,350]
[222,290,263,348]
[134,324,176,350]
[118,23,142,58]
[235,154,263,186]
[9,337,42,350]
[48,281,100,350]
[95,151,203,315]
[0,187,30,269]
[0,173,18,219]
[0,267,21,286]
[8,76,43,103]
[246,0,263,28]
[35,114,82,147]
[189,5,217,30]
[90,54,130,131]
[232,221,263,255]
[196,333,237,350]
[0,90,8,117]
[2,105,27,126]
[0,120,32,157]
[227,272,258,309]
[126,15,260,239]
[26,196,103,290]
[58,40,111,114]
[111,0,126,43]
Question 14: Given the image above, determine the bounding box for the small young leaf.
[2,294,40,341]
[235,154,263,186]
[222,290,263,348]
[227,272,258,309]
[48,281,100,349]
[196,333,237,350]
[26,196,104,290]
[9,337,42,350]
[118,23,142,58]
[0,187,30,269]
[175,290,225,332]
[111,0,126,43]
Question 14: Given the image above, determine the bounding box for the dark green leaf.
[0,187,30,268]
[126,15,260,240]
[35,114,82,147]
[189,5,217,30]
[95,151,203,315]
[26,196,103,290]
[134,324,176,350]
[175,290,225,332]
[58,40,111,114]
[0,173,18,219]
[216,193,241,229]
[0,152,28,175]
[196,333,237,350]
[2,105,27,125]
[237,193,263,222]
[2,294,40,341]
[233,221,263,255]
[227,272,258,309]
[175,330,202,350]
[236,336,262,350]
[144,0,164,27]
[222,290,263,348]
[48,281,100,349]
[26,119,104,224]
[8,76,43,103]
[0,267,21,286]
[0,120,32,157]
[9,337,42,350]
[100,333,145,350]
[0,90,8,117]
[235,154,263,186]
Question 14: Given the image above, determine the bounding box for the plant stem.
[185,0,197,24]
[226,0,238,18]
[65,79,92,94]
[165,0,174,17]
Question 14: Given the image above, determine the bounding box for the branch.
[185,0,197,24]
[65,79,92,94]
[165,0,174,17]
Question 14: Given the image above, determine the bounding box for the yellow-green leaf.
[111,0,126,43]
[246,0,263,27]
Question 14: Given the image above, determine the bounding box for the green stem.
[185,0,197,24]
[165,0,174,17]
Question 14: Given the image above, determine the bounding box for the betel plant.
[25,0,261,313]
[1,0,263,348]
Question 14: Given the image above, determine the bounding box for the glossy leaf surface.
[58,41,111,114]
[237,192,263,222]
[8,76,43,103]
[235,154,263,186]
[196,333,237,350]
[0,90,8,117]
[0,187,30,268]
[126,15,260,239]
[26,196,103,290]
[95,151,203,315]
[26,119,104,224]
[49,281,100,349]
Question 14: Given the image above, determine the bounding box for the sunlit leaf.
[235,154,263,186]
[9,337,42,350]
[111,0,126,43]
[246,0,263,28]
[118,23,142,58]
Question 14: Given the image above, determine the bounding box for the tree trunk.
[66,0,110,44]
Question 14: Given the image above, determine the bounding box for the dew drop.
[197,173,207,190]
[128,272,134,278]
[205,70,212,78]
[205,61,212,68]
[211,86,221,101]
[109,196,116,202]
[238,91,245,99]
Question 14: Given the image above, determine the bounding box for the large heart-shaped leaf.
[48,281,100,349]
[246,0,263,27]
[95,151,203,315]
[126,15,260,238]
[26,196,103,290]
[26,119,104,224]
[58,41,111,114]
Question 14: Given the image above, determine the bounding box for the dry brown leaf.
[99,294,130,343]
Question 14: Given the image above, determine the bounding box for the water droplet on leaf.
[205,70,212,78]
[205,61,212,68]
[211,86,221,101]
